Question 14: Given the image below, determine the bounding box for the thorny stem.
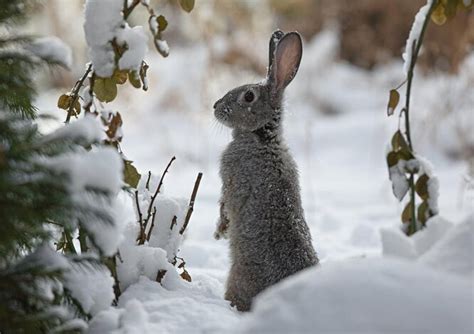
[179,172,203,235]
[403,0,437,235]
[65,63,93,124]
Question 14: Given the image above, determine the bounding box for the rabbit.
[213,30,319,312]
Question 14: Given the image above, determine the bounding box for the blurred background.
[27,1,473,265]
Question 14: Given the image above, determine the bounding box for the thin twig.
[123,0,140,20]
[169,215,177,230]
[394,78,408,91]
[135,190,145,243]
[156,269,167,283]
[180,172,203,235]
[145,171,152,190]
[65,63,93,124]
[146,207,157,242]
[143,156,176,230]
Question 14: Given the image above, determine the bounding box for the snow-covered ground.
[37,29,473,333]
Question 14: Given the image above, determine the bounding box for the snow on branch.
[402,0,435,74]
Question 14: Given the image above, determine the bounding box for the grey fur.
[213,31,319,311]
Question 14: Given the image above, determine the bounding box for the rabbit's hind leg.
[225,264,253,312]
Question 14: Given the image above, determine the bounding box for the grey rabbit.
[213,30,319,311]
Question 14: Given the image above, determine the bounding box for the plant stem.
[403,0,437,234]
[65,63,93,124]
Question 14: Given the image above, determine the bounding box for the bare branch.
[143,156,176,230]
[179,172,203,235]
[169,215,177,230]
[146,206,157,242]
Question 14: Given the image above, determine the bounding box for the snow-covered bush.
[117,163,202,291]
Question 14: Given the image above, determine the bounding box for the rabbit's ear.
[268,32,302,95]
[267,30,284,78]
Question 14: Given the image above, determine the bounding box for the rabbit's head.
[214,30,303,132]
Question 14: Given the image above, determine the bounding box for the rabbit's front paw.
[214,219,229,240]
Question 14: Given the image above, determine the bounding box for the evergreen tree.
[0,1,123,332]
[0,0,66,119]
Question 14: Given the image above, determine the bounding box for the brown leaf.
[415,174,430,200]
[387,89,400,116]
[391,130,409,151]
[417,201,429,225]
[180,269,192,282]
[387,151,399,168]
[105,112,123,140]
[112,69,128,85]
[57,94,72,110]
[401,202,412,224]
[128,71,142,89]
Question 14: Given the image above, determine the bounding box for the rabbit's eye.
[244,90,255,103]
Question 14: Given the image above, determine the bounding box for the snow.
[63,263,115,316]
[155,39,170,57]
[84,0,149,77]
[116,24,148,72]
[381,215,454,259]
[402,0,434,74]
[53,319,89,333]
[416,154,440,214]
[143,191,188,261]
[388,164,409,201]
[40,118,125,256]
[41,114,103,144]
[89,276,240,334]
[27,36,73,69]
[25,244,70,271]
[420,214,473,277]
[236,258,473,334]
[84,0,124,77]
[67,147,124,255]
